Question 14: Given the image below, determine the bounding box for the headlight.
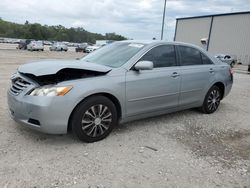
[29,85,73,96]
[10,71,18,80]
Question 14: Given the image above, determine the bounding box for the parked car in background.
[0,38,4,43]
[67,42,74,47]
[43,41,52,45]
[3,38,14,43]
[96,40,114,46]
[49,42,68,51]
[27,41,44,51]
[7,41,233,142]
[17,39,32,50]
[75,43,88,52]
[73,43,80,47]
[85,45,101,53]
[11,39,21,44]
[215,54,237,67]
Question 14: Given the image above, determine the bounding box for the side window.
[179,46,202,66]
[140,45,177,68]
[201,53,213,64]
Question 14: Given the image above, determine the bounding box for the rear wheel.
[71,96,118,142]
[200,86,221,114]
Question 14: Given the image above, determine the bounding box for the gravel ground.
[0,44,250,187]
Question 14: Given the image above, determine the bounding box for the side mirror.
[134,61,153,71]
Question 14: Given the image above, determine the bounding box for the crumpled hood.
[18,60,112,76]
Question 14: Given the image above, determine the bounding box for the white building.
[174,11,250,65]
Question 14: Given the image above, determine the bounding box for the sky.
[0,0,250,41]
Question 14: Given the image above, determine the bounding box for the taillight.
[229,68,234,75]
[229,67,233,81]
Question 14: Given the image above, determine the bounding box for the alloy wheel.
[207,89,221,111]
[81,104,112,137]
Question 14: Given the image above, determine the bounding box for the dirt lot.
[0,44,250,187]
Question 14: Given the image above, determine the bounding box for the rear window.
[179,46,202,66]
[201,53,213,64]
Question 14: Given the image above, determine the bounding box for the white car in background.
[43,41,52,45]
[49,42,68,51]
[27,41,44,51]
[215,54,237,67]
[85,45,101,53]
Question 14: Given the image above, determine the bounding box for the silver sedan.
[7,41,233,142]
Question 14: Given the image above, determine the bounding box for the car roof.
[118,40,200,47]
[118,40,220,65]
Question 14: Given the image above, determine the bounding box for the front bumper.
[7,90,71,135]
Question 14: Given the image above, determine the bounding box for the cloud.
[0,0,249,40]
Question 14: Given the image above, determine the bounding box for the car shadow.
[13,105,224,145]
[114,108,200,134]
[13,122,82,145]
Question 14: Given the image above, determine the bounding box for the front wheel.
[71,96,118,142]
[200,86,221,114]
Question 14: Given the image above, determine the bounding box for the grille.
[10,77,31,95]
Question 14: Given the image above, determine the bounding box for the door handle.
[171,72,180,78]
[209,68,215,73]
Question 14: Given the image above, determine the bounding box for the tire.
[200,85,221,114]
[71,96,118,142]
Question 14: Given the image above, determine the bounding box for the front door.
[125,45,181,117]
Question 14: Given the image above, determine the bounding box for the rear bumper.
[7,91,71,134]
[223,75,233,98]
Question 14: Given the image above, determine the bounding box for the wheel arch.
[67,92,122,132]
[212,82,225,99]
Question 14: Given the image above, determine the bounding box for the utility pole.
[161,0,167,40]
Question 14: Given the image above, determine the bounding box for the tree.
[0,19,127,42]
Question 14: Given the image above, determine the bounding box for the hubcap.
[94,118,101,125]
[207,89,220,111]
[81,104,112,137]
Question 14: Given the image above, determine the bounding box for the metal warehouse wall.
[209,14,250,64]
[175,12,250,65]
[175,17,212,49]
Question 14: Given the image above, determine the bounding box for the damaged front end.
[21,68,108,86]
[16,60,112,86]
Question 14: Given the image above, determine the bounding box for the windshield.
[81,42,145,68]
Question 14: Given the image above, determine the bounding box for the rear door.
[177,45,214,106]
[125,45,181,116]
